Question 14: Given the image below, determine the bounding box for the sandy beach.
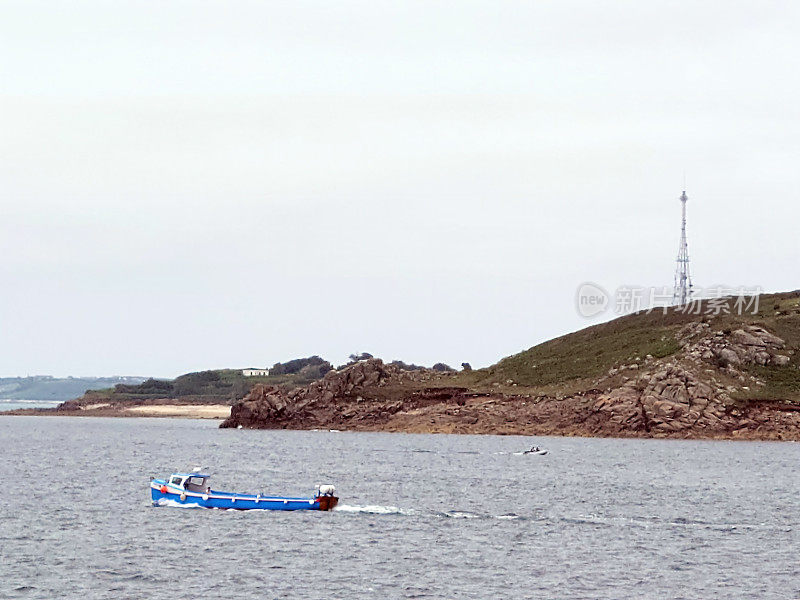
[124,404,231,419]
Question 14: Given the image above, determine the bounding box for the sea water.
[0,399,61,412]
[0,416,797,599]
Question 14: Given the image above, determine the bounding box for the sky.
[1,1,799,378]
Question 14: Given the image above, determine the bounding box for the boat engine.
[317,484,336,497]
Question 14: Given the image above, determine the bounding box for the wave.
[0,399,61,405]
[153,499,204,509]
[436,510,527,521]
[441,510,482,519]
[333,504,410,515]
[2,398,44,402]
[151,498,530,522]
[559,514,770,531]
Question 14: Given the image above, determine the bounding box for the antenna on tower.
[673,190,693,306]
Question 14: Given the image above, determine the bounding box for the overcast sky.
[1,1,798,378]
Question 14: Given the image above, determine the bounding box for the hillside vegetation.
[465,291,800,402]
[74,357,334,406]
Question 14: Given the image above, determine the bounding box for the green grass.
[472,323,681,388]
[736,365,800,402]
[464,291,800,398]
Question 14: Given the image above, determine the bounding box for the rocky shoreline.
[220,348,800,440]
[8,294,800,441]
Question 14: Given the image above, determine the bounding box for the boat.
[522,447,548,455]
[149,469,339,511]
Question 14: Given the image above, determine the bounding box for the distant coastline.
[0,376,147,402]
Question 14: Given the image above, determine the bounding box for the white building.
[242,368,269,377]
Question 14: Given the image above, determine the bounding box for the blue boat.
[150,469,338,511]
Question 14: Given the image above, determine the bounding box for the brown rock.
[718,348,741,365]
[731,329,762,346]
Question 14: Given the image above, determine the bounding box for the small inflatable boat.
[522,448,548,456]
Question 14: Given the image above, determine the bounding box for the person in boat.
[530,445,540,452]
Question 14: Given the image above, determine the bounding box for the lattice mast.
[673,190,693,305]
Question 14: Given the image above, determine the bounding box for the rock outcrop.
[583,323,799,439]
[221,359,445,429]
[592,363,730,435]
[218,332,800,439]
[680,323,790,367]
[221,321,800,440]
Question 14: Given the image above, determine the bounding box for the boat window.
[189,477,205,487]
[170,476,183,485]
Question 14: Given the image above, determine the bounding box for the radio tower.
[672,190,693,306]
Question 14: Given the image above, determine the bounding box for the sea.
[1,416,797,599]
[0,399,62,411]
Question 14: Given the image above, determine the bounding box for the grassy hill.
[464,290,800,402]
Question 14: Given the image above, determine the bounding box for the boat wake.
[333,505,527,521]
[153,499,204,509]
[435,510,527,521]
[153,497,528,522]
[557,514,771,531]
[442,510,481,519]
[333,504,410,515]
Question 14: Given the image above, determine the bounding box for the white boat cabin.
[168,472,212,493]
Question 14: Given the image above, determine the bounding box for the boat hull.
[150,481,338,511]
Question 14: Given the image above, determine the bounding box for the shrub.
[389,360,426,371]
[114,378,173,394]
[270,356,332,376]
